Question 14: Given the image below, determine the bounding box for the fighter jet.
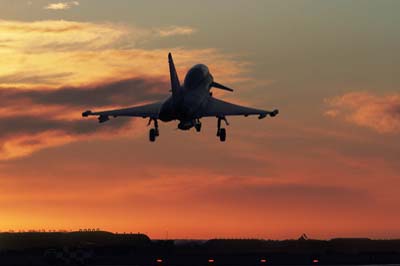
[82,53,279,142]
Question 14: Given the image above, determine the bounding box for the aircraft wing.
[199,97,279,119]
[82,101,162,123]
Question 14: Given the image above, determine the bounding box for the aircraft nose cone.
[184,64,210,90]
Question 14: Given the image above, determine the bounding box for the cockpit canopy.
[184,64,209,90]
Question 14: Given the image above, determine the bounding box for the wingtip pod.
[270,109,279,117]
[82,110,92,117]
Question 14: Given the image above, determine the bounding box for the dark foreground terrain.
[1,231,400,265]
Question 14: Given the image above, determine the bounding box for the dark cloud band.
[0,77,168,108]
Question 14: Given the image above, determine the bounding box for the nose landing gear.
[216,117,229,142]
[148,118,159,142]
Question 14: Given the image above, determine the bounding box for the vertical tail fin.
[168,53,180,96]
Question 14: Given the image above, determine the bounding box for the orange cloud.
[325,91,400,134]
[0,20,246,88]
[44,1,79,10]
[156,26,196,37]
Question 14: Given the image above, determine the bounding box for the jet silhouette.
[82,53,279,142]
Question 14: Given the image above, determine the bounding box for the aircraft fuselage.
[158,64,213,130]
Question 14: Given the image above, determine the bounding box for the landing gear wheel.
[195,123,202,132]
[219,128,226,142]
[149,128,156,142]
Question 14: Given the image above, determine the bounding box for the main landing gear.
[216,117,229,142]
[148,118,159,142]
[195,119,202,132]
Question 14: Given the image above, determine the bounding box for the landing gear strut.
[217,117,229,142]
[148,118,159,142]
[195,119,202,132]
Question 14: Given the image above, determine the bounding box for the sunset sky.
[0,0,400,239]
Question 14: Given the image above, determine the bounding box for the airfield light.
[260,258,267,263]
[208,258,215,263]
[156,258,163,263]
[313,259,319,263]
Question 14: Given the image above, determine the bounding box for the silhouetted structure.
[1,231,400,265]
